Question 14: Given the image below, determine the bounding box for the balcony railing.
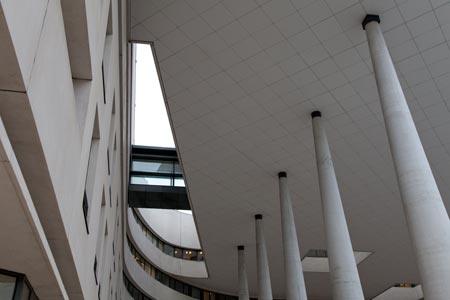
[131,209,204,261]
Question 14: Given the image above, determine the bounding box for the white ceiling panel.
[130,0,450,298]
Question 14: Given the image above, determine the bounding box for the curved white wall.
[124,241,197,300]
[138,208,200,249]
[128,209,208,278]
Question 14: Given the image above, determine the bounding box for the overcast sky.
[134,43,175,148]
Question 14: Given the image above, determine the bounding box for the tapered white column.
[311,111,364,300]
[363,15,450,299]
[278,172,308,300]
[237,246,250,300]
[255,214,273,300]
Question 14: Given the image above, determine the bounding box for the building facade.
[2,0,450,300]
[0,0,128,299]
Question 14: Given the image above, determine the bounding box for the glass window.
[203,292,210,300]
[150,266,156,278]
[0,274,16,300]
[174,248,182,259]
[160,273,169,286]
[173,163,182,174]
[191,288,201,299]
[132,161,173,174]
[183,249,198,261]
[130,176,146,185]
[204,292,216,300]
[19,283,30,300]
[169,278,176,289]
[174,178,185,187]
[144,263,151,275]
[197,250,204,261]
[183,284,191,296]
[130,176,171,186]
[175,281,183,293]
[305,249,328,258]
[151,234,158,246]
[132,288,140,299]
[163,244,174,256]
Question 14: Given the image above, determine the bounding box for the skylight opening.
[132,43,175,148]
[301,249,372,273]
[372,284,423,300]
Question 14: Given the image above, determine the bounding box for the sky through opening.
[133,43,175,148]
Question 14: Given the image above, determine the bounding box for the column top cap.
[311,111,322,118]
[362,14,380,30]
[278,171,287,178]
[254,214,263,220]
[237,245,244,250]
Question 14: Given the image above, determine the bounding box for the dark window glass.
[197,250,204,261]
[19,283,30,300]
[191,287,201,299]
[169,278,176,289]
[305,249,328,257]
[151,234,158,246]
[0,274,16,300]
[132,161,173,174]
[94,257,98,284]
[82,191,89,233]
[175,281,184,293]
[107,149,110,175]
[132,288,139,299]
[163,244,174,256]
[173,163,182,174]
[183,284,191,296]
[161,273,169,286]
[102,63,106,104]
[174,247,182,258]
[183,249,198,261]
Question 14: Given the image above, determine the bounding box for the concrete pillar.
[311,111,365,300]
[237,246,250,300]
[255,214,273,300]
[363,14,450,300]
[278,172,308,300]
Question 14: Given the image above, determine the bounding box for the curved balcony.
[137,208,201,250]
[125,237,243,300]
[124,241,194,300]
[128,208,208,278]
[131,208,203,260]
